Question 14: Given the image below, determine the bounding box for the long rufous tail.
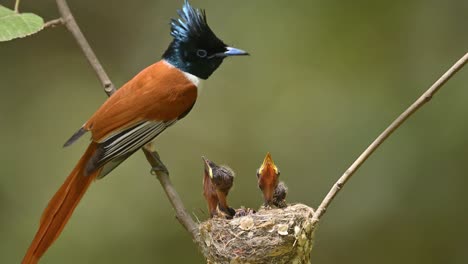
[22,143,101,264]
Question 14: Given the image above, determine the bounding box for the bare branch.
[54,0,198,239]
[311,52,468,227]
[143,144,199,239]
[44,18,63,28]
[55,0,115,96]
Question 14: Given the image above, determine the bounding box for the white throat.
[183,71,201,87]
[163,60,202,89]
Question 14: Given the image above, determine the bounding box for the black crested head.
[163,0,248,80]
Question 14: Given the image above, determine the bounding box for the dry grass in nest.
[198,204,315,264]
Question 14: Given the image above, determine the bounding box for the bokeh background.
[2,0,468,263]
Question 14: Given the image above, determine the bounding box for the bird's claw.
[149,150,170,176]
[150,164,169,176]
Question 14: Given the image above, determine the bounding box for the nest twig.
[198,204,315,264]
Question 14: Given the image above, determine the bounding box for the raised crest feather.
[170,0,211,42]
[162,0,245,79]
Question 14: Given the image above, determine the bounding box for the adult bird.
[256,152,280,207]
[202,157,236,218]
[22,1,248,263]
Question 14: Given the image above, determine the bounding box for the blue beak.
[222,47,249,57]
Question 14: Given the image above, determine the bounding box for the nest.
[198,204,315,264]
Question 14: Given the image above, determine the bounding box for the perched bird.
[22,1,248,263]
[256,152,280,207]
[272,181,288,208]
[202,157,236,218]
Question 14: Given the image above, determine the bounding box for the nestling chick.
[202,156,236,218]
[203,158,219,218]
[256,152,280,207]
[272,181,288,208]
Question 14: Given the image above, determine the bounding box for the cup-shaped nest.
[199,204,315,264]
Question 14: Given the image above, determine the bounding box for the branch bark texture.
[56,0,115,96]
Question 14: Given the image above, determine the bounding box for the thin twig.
[55,0,115,96]
[311,52,468,227]
[54,0,199,239]
[14,0,20,13]
[44,18,63,28]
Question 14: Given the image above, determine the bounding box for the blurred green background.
[2,0,468,263]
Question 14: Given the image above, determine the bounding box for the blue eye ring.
[196,49,208,58]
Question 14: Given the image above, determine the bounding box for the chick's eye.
[196,49,207,58]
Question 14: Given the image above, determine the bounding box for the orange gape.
[22,143,101,264]
[257,152,280,206]
[258,166,277,204]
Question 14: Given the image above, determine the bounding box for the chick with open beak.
[202,157,236,218]
[202,158,219,218]
[256,152,280,207]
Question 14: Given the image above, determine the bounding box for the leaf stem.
[44,18,63,28]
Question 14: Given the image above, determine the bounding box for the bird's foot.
[148,150,170,176]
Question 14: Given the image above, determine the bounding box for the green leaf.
[0,5,44,42]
